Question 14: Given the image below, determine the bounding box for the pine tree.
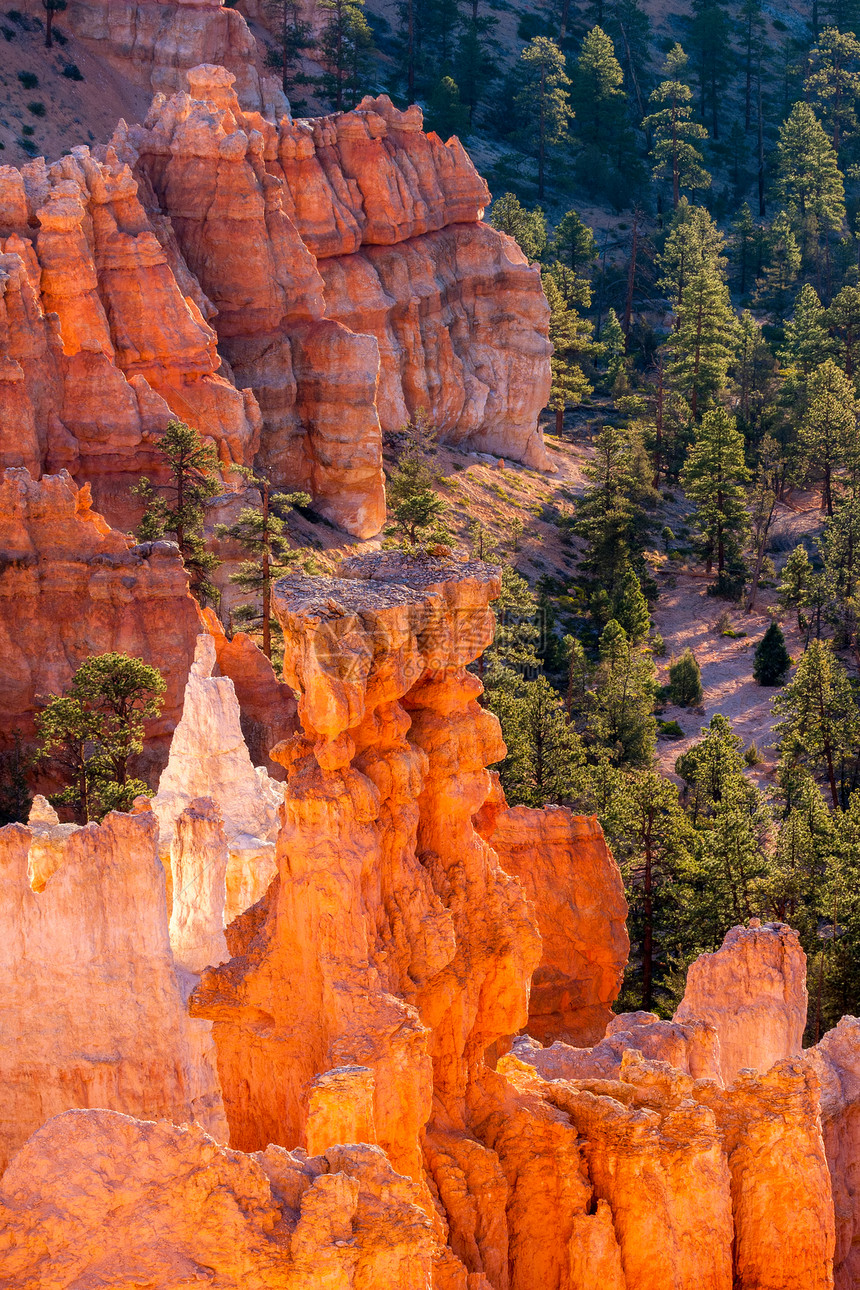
[775,638,860,807]
[588,619,657,767]
[43,0,66,49]
[738,0,766,132]
[658,199,727,307]
[731,202,759,295]
[385,420,451,550]
[600,765,694,1010]
[549,208,598,273]
[36,654,165,822]
[754,622,792,685]
[610,567,650,640]
[214,476,310,661]
[486,672,587,807]
[773,100,846,266]
[426,75,471,138]
[804,26,860,156]
[489,192,547,260]
[573,26,626,149]
[753,211,802,316]
[669,266,738,417]
[689,0,733,138]
[681,408,751,576]
[601,307,627,388]
[779,545,817,629]
[780,283,833,376]
[643,44,710,208]
[542,268,593,432]
[318,0,374,111]
[483,564,542,677]
[514,36,573,200]
[133,420,221,604]
[800,358,858,515]
[455,14,499,122]
[574,422,655,591]
[826,284,860,378]
[668,648,703,706]
[263,0,313,99]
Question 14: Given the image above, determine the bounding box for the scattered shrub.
[658,719,684,739]
[61,61,83,80]
[20,124,34,136]
[744,741,764,766]
[1,24,14,39]
[27,101,45,117]
[651,630,666,656]
[753,622,791,686]
[668,649,703,707]
[17,70,38,89]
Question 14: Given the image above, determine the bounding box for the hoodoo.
[4,2,860,1285]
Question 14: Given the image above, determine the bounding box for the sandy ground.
[651,492,824,791]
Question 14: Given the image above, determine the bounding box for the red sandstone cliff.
[0,467,199,767]
[1,553,855,1288]
[0,65,551,537]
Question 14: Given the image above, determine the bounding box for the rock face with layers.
[0,66,551,536]
[153,632,284,923]
[809,1016,860,1290]
[190,555,541,1195]
[0,1109,438,1290]
[0,805,226,1173]
[474,772,629,1045]
[675,920,808,1084]
[201,605,298,777]
[0,468,199,768]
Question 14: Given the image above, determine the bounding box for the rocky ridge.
[2,549,860,1288]
[0,63,551,537]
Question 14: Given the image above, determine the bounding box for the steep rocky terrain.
[0,62,550,537]
[4,5,860,1286]
[1,541,860,1288]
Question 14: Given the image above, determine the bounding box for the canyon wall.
[0,467,199,765]
[0,64,551,538]
[1,552,856,1289]
[474,772,629,1046]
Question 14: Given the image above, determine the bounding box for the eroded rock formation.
[153,631,283,923]
[475,772,629,1045]
[675,919,808,1084]
[0,467,199,767]
[0,804,225,1173]
[2,554,854,1290]
[0,64,551,537]
[0,1109,439,1289]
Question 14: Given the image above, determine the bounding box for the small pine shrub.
[62,61,83,80]
[17,70,38,89]
[27,101,46,117]
[1,25,15,39]
[658,719,684,739]
[753,622,791,686]
[668,649,703,707]
[651,630,666,656]
[744,741,763,766]
[21,124,34,136]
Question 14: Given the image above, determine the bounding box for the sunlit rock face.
[0,548,849,1289]
[474,772,629,1046]
[0,467,199,770]
[0,65,551,538]
[674,919,808,1084]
